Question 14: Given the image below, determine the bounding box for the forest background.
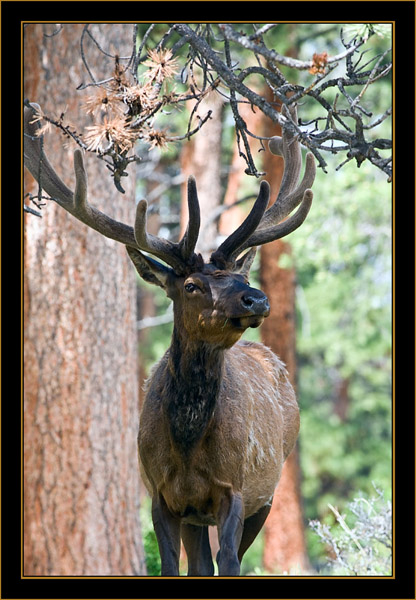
[23,22,392,577]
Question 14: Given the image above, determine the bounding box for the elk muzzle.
[229,288,270,330]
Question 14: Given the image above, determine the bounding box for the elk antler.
[23,102,200,274]
[211,104,316,268]
[132,175,200,272]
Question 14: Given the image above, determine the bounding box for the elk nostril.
[241,294,254,308]
[241,292,270,315]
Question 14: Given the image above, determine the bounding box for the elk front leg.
[216,492,244,576]
[152,494,181,576]
[181,523,214,576]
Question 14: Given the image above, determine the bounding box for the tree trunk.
[261,240,309,573]
[219,99,263,236]
[137,166,165,410]
[24,24,145,575]
[334,376,350,422]
[180,91,224,254]
[260,93,309,574]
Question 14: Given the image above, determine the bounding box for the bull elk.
[24,102,316,576]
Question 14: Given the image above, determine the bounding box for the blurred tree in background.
[25,22,392,575]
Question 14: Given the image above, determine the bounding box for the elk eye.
[184,282,198,293]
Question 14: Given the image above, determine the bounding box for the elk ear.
[233,247,257,278]
[126,246,172,290]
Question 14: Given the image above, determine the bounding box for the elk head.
[24,102,315,349]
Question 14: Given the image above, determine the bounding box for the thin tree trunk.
[334,376,350,422]
[260,90,309,574]
[24,24,145,575]
[180,91,224,253]
[219,100,263,236]
[137,166,165,410]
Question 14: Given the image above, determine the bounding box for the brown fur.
[139,340,299,523]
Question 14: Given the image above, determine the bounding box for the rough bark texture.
[24,24,145,575]
[260,93,309,573]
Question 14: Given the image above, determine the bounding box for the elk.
[24,102,316,576]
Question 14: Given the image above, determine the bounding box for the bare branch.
[137,304,173,330]
[218,23,366,70]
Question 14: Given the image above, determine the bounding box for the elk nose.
[241,291,270,316]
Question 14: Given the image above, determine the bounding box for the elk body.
[24,103,316,576]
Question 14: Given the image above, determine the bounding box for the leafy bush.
[309,486,392,575]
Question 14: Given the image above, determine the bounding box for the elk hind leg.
[238,501,272,562]
[181,523,214,576]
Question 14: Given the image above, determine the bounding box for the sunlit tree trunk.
[220,100,263,236]
[260,91,309,574]
[24,24,145,575]
[137,165,165,410]
[180,91,224,253]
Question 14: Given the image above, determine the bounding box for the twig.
[137,304,173,330]
[80,25,97,84]
[350,48,392,109]
[24,204,42,217]
[328,503,365,554]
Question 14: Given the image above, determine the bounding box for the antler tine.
[133,175,201,274]
[268,104,302,210]
[178,175,201,262]
[133,200,189,273]
[210,181,270,268]
[24,103,137,247]
[227,152,315,262]
[260,103,311,228]
[226,188,313,264]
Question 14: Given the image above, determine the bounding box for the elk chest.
[138,340,296,522]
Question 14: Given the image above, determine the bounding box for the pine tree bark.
[24,24,145,575]
[260,93,309,574]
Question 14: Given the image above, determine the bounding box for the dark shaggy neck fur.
[165,327,224,456]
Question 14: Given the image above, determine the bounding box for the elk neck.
[165,325,225,456]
